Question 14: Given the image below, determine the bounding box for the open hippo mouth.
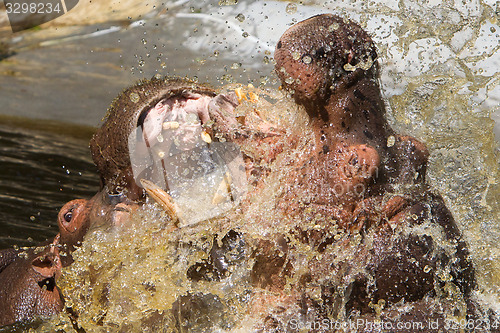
[131,91,249,226]
[91,78,254,227]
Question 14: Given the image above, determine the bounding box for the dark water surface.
[0,116,99,249]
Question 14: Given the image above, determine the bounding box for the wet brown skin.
[239,13,477,327]
[83,16,477,329]
[273,13,429,219]
[0,199,92,327]
[0,196,131,327]
[0,239,64,327]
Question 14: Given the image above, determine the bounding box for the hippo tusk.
[140,179,180,223]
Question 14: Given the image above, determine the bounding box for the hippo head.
[89,77,268,226]
[274,14,378,114]
[90,78,220,201]
[0,240,64,327]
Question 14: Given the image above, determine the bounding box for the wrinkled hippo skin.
[0,199,92,327]
[176,14,481,330]
[0,241,63,327]
[244,14,480,330]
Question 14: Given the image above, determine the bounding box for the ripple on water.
[0,118,99,248]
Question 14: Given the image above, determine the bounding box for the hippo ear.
[32,251,61,280]
[0,248,18,273]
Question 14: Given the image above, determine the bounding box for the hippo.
[158,14,479,330]
[74,14,480,331]
[0,13,488,331]
[241,14,478,329]
[0,198,104,327]
[0,238,63,327]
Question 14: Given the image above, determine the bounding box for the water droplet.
[231,62,242,69]
[218,0,238,5]
[138,60,145,67]
[328,22,339,31]
[423,265,432,273]
[141,38,147,45]
[160,62,166,69]
[285,77,295,85]
[30,216,36,221]
[263,56,270,64]
[242,32,249,38]
[286,3,297,14]
[235,13,245,22]
[302,55,312,64]
[292,51,301,61]
[214,50,220,57]
[387,136,395,147]
[130,92,140,103]
[201,131,212,144]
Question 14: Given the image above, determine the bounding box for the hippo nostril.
[106,192,126,205]
[37,276,56,292]
[64,212,73,223]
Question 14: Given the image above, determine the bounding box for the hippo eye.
[64,211,73,223]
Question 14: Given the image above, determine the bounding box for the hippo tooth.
[212,172,233,205]
[234,87,247,103]
[201,131,212,144]
[140,179,180,223]
[163,121,180,130]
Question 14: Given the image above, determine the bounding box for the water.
[0,117,99,249]
[0,0,498,331]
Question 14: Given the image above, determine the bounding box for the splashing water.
[32,0,499,331]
